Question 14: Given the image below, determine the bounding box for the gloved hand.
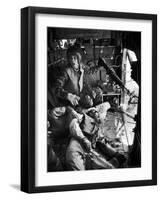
[82,137,92,152]
[67,93,80,106]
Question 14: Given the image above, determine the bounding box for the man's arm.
[69,118,92,152]
[55,70,80,106]
[55,70,69,100]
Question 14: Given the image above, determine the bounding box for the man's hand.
[67,93,80,106]
[82,137,92,152]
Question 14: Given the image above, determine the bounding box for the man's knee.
[66,151,85,170]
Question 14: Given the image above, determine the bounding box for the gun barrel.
[98,57,131,95]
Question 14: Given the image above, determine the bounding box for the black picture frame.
[21,6,157,193]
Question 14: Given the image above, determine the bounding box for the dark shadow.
[10,184,20,191]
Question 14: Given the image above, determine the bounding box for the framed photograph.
[21,6,157,193]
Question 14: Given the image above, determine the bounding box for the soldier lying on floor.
[66,102,127,170]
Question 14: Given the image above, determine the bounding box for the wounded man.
[66,103,127,170]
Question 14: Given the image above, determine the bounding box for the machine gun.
[98,57,133,97]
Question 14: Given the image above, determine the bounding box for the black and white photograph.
[20,6,157,193]
[47,27,141,172]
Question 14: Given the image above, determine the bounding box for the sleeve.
[69,118,85,141]
[54,70,69,99]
